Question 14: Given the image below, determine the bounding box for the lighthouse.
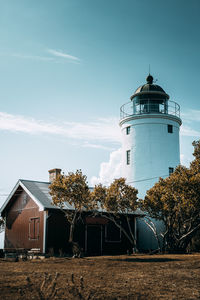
[119,74,182,198]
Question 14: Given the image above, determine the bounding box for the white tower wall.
[120,75,182,251]
[120,114,181,198]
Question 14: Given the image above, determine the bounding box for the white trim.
[0,180,44,215]
[43,211,48,253]
[119,113,182,126]
[121,122,180,132]
[20,181,44,211]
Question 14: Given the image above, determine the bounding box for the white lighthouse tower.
[119,74,182,198]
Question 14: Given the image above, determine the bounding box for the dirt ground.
[0,254,200,299]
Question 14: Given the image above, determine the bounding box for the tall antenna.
[149,64,151,75]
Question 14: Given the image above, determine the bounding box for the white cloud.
[182,109,200,123]
[180,125,200,137]
[47,49,80,62]
[11,53,54,61]
[64,117,121,142]
[0,49,80,63]
[82,143,115,151]
[90,148,122,186]
[0,112,121,144]
[180,153,192,167]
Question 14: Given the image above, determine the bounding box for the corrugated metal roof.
[20,180,56,209]
[20,180,77,210]
[0,179,92,214]
[0,180,143,216]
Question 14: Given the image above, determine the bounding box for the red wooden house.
[0,169,141,256]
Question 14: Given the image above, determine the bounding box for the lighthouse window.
[126,126,130,135]
[169,167,174,175]
[168,124,173,133]
[126,150,130,165]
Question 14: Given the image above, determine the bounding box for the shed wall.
[5,190,44,252]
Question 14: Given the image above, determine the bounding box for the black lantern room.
[130,74,169,114]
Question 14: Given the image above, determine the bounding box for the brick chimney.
[48,168,61,183]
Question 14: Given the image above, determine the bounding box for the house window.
[105,223,121,242]
[29,217,40,240]
[126,150,130,165]
[23,194,28,206]
[168,124,173,133]
[169,167,174,175]
[126,126,130,135]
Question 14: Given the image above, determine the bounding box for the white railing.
[120,100,180,120]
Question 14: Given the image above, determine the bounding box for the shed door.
[86,225,102,256]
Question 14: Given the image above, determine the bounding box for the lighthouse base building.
[0,169,141,256]
[120,75,182,250]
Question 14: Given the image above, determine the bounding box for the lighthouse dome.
[130,75,169,100]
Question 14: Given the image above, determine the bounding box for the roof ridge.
[20,179,50,184]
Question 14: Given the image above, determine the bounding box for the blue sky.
[0,0,200,206]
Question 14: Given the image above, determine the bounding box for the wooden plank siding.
[4,190,44,252]
[3,183,137,256]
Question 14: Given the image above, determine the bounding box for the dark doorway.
[86,225,102,256]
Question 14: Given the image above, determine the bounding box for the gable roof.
[21,180,55,210]
[0,179,73,215]
[0,179,144,217]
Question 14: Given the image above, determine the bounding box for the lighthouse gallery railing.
[120,99,180,120]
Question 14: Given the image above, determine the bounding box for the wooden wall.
[5,189,44,252]
[4,187,136,256]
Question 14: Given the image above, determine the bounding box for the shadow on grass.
[109,257,180,263]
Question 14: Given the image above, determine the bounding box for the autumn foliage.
[49,140,200,254]
[49,170,91,243]
[91,178,138,250]
[50,174,138,252]
[142,140,200,252]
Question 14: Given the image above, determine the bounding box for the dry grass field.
[0,254,200,299]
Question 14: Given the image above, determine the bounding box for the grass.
[0,254,200,299]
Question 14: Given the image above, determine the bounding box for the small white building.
[119,74,182,250]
